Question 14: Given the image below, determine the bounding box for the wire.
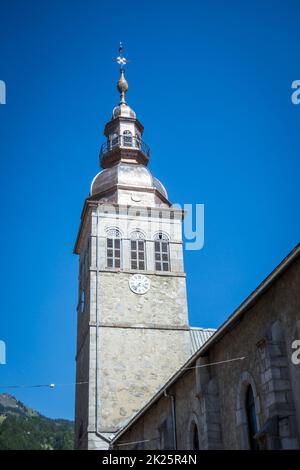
[0,357,245,390]
[183,356,245,370]
[111,356,246,448]
[0,381,88,390]
[113,437,159,448]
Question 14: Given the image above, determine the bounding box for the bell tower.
[74,45,191,450]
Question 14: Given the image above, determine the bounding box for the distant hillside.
[0,394,74,450]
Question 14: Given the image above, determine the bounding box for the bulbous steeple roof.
[112,103,136,119]
[90,44,170,208]
[90,162,168,201]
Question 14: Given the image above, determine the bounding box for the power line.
[0,356,246,390]
[184,356,245,370]
[113,437,159,448]
[111,356,246,448]
[0,381,88,390]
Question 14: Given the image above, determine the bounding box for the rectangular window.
[154,241,170,272]
[107,238,121,269]
[131,240,146,270]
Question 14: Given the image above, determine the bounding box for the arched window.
[154,233,170,272]
[236,372,261,449]
[109,132,118,149]
[191,422,200,450]
[123,130,132,147]
[131,231,146,270]
[106,228,121,269]
[135,131,141,149]
[246,385,259,450]
[187,415,201,450]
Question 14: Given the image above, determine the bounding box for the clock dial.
[129,274,150,295]
[131,194,142,203]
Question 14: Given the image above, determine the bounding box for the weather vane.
[113,42,130,104]
[114,42,130,70]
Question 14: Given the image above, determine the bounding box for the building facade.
[74,54,213,449]
[111,245,300,450]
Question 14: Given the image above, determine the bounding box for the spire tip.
[114,43,129,104]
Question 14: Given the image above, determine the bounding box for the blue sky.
[0,0,299,419]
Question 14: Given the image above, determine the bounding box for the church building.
[74,48,300,451]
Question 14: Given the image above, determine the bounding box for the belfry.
[74,45,212,450]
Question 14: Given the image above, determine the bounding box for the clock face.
[131,194,142,203]
[129,274,150,295]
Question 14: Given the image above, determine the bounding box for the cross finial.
[114,42,129,104]
[114,42,129,71]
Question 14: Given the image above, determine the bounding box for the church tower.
[74,46,191,449]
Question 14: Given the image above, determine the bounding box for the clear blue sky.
[0,0,299,420]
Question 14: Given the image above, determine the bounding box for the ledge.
[89,268,186,277]
[89,322,190,331]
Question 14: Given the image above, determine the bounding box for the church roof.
[189,327,216,355]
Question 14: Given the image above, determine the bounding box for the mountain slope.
[0,394,74,450]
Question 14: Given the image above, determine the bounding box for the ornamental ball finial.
[114,42,129,104]
[117,69,128,103]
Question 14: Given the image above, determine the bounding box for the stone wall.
[113,253,300,450]
[75,204,192,449]
[98,326,191,431]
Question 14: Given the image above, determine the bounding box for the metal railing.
[100,135,150,159]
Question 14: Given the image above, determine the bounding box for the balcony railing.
[100,135,150,160]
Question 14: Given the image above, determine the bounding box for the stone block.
[236,409,246,426]
[264,367,281,382]
[267,344,283,357]
[265,391,287,408]
[281,438,299,449]
[269,357,288,368]
[271,379,291,392]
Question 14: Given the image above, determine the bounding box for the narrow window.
[135,131,141,149]
[80,288,85,314]
[123,130,132,147]
[131,232,146,270]
[154,233,170,272]
[246,385,258,450]
[106,229,121,269]
[110,132,118,149]
[192,423,199,450]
